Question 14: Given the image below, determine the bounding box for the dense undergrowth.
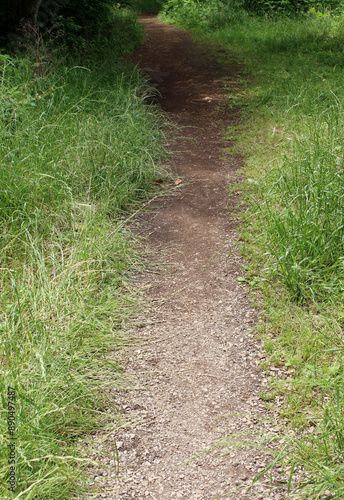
[0,5,166,499]
[128,0,166,12]
[162,1,344,498]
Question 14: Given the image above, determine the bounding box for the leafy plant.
[241,0,342,14]
[127,0,167,12]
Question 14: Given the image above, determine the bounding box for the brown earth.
[88,16,292,500]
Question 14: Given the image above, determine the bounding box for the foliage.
[0,9,166,498]
[162,0,241,29]
[0,0,144,49]
[54,0,119,37]
[127,0,166,12]
[163,0,343,22]
[59,4,143,54]
[241,0,342,14]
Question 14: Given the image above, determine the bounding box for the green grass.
[0,7,167,498]
[162,1,344,498]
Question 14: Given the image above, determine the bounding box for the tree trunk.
[12,0,42,24]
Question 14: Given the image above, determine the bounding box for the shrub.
[241,0,343,14]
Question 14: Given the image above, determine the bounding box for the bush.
[162,0,242,30]
[241,0,343,14]
[53,0,116,36]
[127,0,166,12]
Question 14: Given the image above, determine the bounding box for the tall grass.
[261,106,344,302]
[162,1,344,497]
[0,7,166,498]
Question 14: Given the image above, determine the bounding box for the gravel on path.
[88,16,292,500]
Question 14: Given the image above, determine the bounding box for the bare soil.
[90,16,290,500]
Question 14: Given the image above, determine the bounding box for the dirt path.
[91,16,288,500]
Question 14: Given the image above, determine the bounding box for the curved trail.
[92,16,287,500]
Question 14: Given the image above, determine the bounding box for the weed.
[259,392,276,402]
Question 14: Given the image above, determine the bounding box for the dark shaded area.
[0,0,145,49]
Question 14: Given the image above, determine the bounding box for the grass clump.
[0,8,166,498]
[162,0,344,497]
[259,108,344,302]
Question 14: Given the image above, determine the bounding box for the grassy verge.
[0,7,167,499]
[162,1,344,498]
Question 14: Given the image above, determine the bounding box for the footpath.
[92,16,289,500]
